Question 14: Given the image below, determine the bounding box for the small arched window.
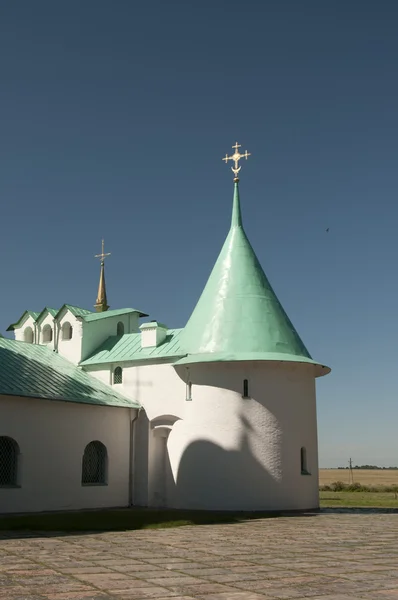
[81,441,107,485]
[301,447,309,475]
[116,321,124,336]
[24,327,34,344]
[0,436,19,487]
[42,324,53,343]
[243,379,249,398]
[113,367,123,384]
[62,322,73,340]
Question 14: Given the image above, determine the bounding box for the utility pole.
[349,457,354,484]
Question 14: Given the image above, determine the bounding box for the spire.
[179,145,329,376]
[94,239,110,313]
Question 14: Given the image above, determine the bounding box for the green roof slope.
[80,329,184,366]
[0,337,139,408]
[179,182,329,376]
[82,308,148,322]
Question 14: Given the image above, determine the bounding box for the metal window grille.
[82,441,107,485]
[114,367,123,384]
[0,437,18,486]
[116,322,124,336]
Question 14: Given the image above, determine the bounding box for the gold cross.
[222,142,251,181]
[95,239,111,264]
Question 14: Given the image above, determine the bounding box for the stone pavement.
[0,512,397,600]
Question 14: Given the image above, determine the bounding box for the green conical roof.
[179,182,329,376]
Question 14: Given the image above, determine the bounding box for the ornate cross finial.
[95,239,111,264]
[222,142,251,181]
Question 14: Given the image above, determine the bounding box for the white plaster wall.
[81,313,139,362]
[168,361,319,511]
[83,359,319,511]
[56,310,83,364]
[84,361,186,421]
[0,395,133,514]
[36,314,55,350]
[14,316,36,343]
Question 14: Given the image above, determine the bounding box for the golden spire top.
[94,239,110,313]
[222,142,251,182]
[95,239,111,264]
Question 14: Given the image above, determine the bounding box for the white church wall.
[0,395,133,514]
[81,313,139,363]
[166,360,319,511]
[56,310,83,364]
[85,361,186,422]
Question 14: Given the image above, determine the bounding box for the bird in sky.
[326,228,329,232]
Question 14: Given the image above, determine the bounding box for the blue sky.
[1,1,397,467]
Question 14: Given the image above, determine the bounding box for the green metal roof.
[180,182,330,377]
[80,329,184,366]
[6,311,40,331]
[82,308,148,322]
[55,304,93,319]
[0,337,139,408]
[35,307,58,323]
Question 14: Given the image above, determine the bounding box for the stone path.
[0,513,397,599]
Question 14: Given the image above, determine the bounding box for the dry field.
[319,469,398,486]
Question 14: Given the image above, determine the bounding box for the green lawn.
[0,508,280,532]
[0,495,396,533]
[320,491,398,508]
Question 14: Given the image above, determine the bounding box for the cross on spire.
[94,239,110,313]
[222,142,251,181]
[95,239,111,264]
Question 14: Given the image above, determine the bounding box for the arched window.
[62,322,73,340]
[116,321,124,336]
[24,327,34,344]
[42,324,53,343]
[301,447,309,474]
[113,366,123,384]
[0,437,19,487]
[82,441,107,485]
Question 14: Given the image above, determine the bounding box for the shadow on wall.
[174,415,281,511]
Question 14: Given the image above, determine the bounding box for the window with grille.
[0,437,19,487]
[62,322,73,340]
[81,441,107,485]
[113,366,123,384]
[116,321,124,336]
[24,327,34,343]
[42,324,53,343]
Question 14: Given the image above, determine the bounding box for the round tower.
[168,145,330,511]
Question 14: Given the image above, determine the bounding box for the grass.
[0,507,282,532]
[320,491,398,508]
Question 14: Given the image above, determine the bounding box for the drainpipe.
[129,408,140,507]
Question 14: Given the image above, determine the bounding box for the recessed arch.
[24,327,34,344]
[81,441,107,485]
[42,324,53,343]
[116,321,124,336]
[61,321,73,340]
[0,436,20,486]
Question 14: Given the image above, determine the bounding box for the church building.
[0,144,330,514]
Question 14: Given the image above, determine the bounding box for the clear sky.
[1,1,397,467]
